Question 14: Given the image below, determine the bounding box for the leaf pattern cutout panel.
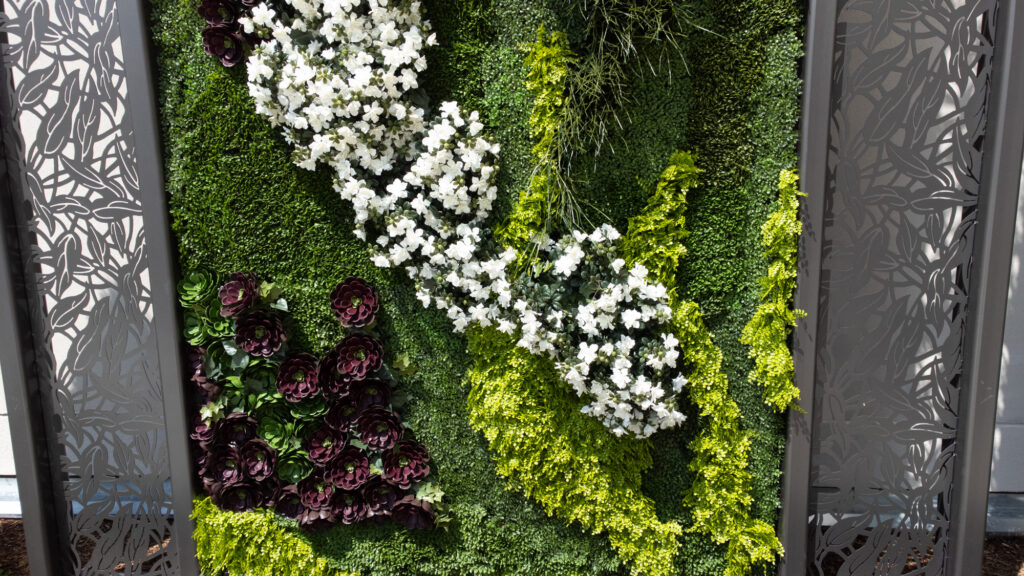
[1,0,179,573]
[809,0,997,575]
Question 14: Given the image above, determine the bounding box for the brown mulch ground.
[0,519,30,576]
[2,517,1024,575]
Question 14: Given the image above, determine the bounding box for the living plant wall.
[150,0,804,573]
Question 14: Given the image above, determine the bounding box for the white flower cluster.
[242,0,687,437]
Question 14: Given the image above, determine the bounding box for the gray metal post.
[116,0,200,572]
[949,0,1024,574]
[776,1,837,574]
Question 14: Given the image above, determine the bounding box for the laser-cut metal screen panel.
[805,1,998,574]
[0,0,194,573]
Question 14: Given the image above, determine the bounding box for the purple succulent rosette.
[205,447,244,487]
[215,412,258,448]
[217,272,259,317]
[330,277,380,328]
[332,490,368,525]
[202,25,248,68]
[241,438,277,482]
[186,345,220,401]
[325,401,361,432]
[197,0,239,26]
[235,309,286,357]
[332,334,383,383]
[298,507,336,531]
[351,378,392,412]
[392,495,435,530]
[357,406,403,452]
[306,427,346,466]
[276,353,320,402]
[362,476,399,521]
[383,440,431,490]
[213,481,264,512]
[190,415,215,445]
[275,484,305,520]
[326,447,370,490]
[317,349,350,399]
[298,472,335,511]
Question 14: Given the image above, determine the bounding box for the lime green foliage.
[619,151,701,297]
[465,327,682,576]
[193,497,353,576]
[500,29,579,253]
[672,304,782,576]
[620,154,782,576]
[740,170,804,412]
[152,0,624,573]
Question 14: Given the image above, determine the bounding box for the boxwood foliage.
[151,0,803,571]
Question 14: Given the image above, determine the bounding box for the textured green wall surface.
[150,0,803,572]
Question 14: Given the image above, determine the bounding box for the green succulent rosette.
[177,269,217,308]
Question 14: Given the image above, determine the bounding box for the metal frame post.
[777,1,837,574]
[949,0,1024,574]
[116,0,200,572]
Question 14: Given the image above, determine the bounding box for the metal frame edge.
[778,0,838,574]
[113,0,200,572]
[949,0,1024,574]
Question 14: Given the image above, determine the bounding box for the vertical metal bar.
[777,1,837,574]
[949,0,1024,574]
[115,0,199,572]
[0,136,59,576]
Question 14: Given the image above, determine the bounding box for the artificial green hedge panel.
[152,0,804,572]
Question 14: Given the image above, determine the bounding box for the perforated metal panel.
[781,0,1023,575]
[0,0,194,572]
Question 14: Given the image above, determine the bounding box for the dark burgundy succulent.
[330,277,380,328]
[331,490,368,525]
[197,0,239,26]
[325,401,360,432]
[215,412,258,447]
[202,25,248,68]
[298,472,335,511]
[351,378,392,412]
[275,484,305,520]
[186,346,220,401]
[217,272,258,317]
[298,507,336,531]
[362,476,399,520]
[331,334,383,384]
[326,447,370,490]
[235,310,286,357]
[317,350,351,399]
[206,447,244,486]
[383,441,430,490]
[356,406,403,451]
[306,427,346,466]
[191,418,216,450]
[241,438,277,482]
[213,481,264,512]
[276,353,320,402]
[392,496,435,530]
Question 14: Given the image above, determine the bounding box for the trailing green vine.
[740,169,803,412]
[621,152,783,576]
[619,150,701,300]
[500,28,580,250]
